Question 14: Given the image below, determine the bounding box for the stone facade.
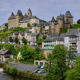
[50,11,73,34]
[8,8,48,29]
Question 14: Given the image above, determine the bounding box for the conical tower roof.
[65,11,73,18]
[51,17,55,22]
[16,10,23,16]
[27,8,32,17]
[11,12,15,16]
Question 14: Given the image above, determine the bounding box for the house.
[0,50,13,62]
[29,25,40,34]
[64,29,80,54]
[42,34,64,58]
[24,30,37,46]
[18,32,24,44]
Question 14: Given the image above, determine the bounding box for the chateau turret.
[64,11,73,24]
[27,8,32,17]
[8,12,15,20]
[16,10,23,16]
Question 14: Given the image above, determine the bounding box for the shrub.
[17,70,22,76]
[9,67,17,75]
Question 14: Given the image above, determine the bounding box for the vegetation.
[46,45,76,80]
[36,39,43,45]
[77,19,80,24]
[0,44,19,58]
[15,37,19,44]
[9,37,13,42]
[20,46,44,63]
[71,24,80,29]
[22,37,27,45]
[27,23,31,27]
[5,23,8,29]
[3,66,45,80]
[65,57,80,80]
[0,27,26,41]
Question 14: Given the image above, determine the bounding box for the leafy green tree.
[27,23,31,27]
[36,39,43,45]
[65,57,80,80]
[43,35,47,40]
[5,23,8,29]
[34,47,42,60]
[9,37,13,42]
[22,37,27,45]
[20,45,34,62]
[46,45,69,80]
[15,37,19,44]
[40,28,43,34]
[77,19,80,24]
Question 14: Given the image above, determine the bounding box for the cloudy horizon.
[0,0,80,25]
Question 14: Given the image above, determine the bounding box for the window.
[5,56,10,58]
[35,62,38,65]
[40,62,43,66]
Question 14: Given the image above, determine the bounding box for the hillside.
[0,27,27,41]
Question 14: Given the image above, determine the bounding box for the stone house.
[24,30,37,46]
[42,34,64,58]
[0,50,13,62]
[18,32,24,44]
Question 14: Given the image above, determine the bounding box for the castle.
[50,11,73,34]
[8,8,48,29]
[8,9,73,34]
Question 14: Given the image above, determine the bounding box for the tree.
[40,28,43,34]
[36,39,43,45]
[65,57,80,80]
[46,45,69,80]
[27,23,31,27]
[43,35,47,40]
[20,45,34,62]
[5,23,8,29]
[9,37,13,42]
[34,47,42,60]
[22,37,27,45]
[15,37,19,44]
[77,19,80,24]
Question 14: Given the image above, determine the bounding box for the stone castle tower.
[51,11,73,34]
[27,8,32,17]
[8,8,32,29]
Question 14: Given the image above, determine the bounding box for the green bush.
[9,67,17,75]
[4,66,10,73]
[17,70,22,76]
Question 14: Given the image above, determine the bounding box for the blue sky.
[0,0,80,25]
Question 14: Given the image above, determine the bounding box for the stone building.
[0,50,13,62]
[50,11,73,34]
[8,8,48,29]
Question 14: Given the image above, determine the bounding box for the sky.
[0,0,80,25]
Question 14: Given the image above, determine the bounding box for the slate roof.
[65,29,79,37]
[44,33,64,42]
[51,17,55,22]
[65,11,73,18]
[0,50,10,55]
[8,12,16,20]
[16,10,23,16]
